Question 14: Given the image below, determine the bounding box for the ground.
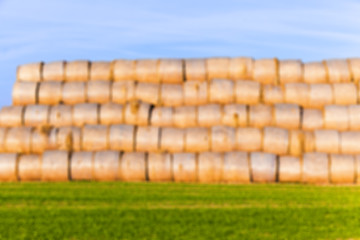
[1,182,360,240]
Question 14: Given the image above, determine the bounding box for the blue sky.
[1,0,360,107]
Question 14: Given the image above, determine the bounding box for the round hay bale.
[160,127,185,153]
[235,80,260,105]
[124,102,151,126]
[349,105,360,130]
[18,154,41,181]
[31,129,48,154]
[333,83,357,105]
[65,60,89,81]
[197,104,222,127]
[47,128,58,150]
[90,61,112,81]
[82,125,109,151]
[41,150,69,181]
[263,85,284,104]
[279,60,303,84]
[314,130,340,154]
[136,59,159,83]
[87,80,112,104]
[49,105,73,127]
[253,58,278,84]
[73,103,99,127]
[330,154,355,184]
[70,151,93,181]
[308,84,333,108]
[206,58,229,80]
[62,82,86,105]
[172,153,197,182]
[0,128,7,152]
[209,79,234,104]
[5,127,32,153]
[12,81,38,105]
[340,131,360,154]
[223,152,250,183]
[93,151,120,181]
[173,106,197,128]
[148,153,172,182]
[119,152,146,181]
[158,59,183,84]
[100,103,124,125]
[302,109,323,131]
[303,131,315,153]
[198,152,223,183]
[222,104,247,127]
[183,81,208,105]
[324,105,349,131]
[0,153,18,181]
[303,62,327,83]
[263,127,289,155]
[150,107,173,127]
[43,61,65,81]
[185,59,206,81]
[250,152,277,183]
[211,126,236,152]
[160,84,183,107]
[185,128,210,152]
[135,82,160,105]
[228,57,253,80]
[57,127,81,151]
[112,81,136,104]
[348,58,360,83]
[284,83,309,107]
[289,130,303,157]
[136,126,160,152]
[325,59,351,83]
[17,62,42,82]
[38,82,63,105]
[273,104,300,129]
[248,104,272,128]
[113,60,136,81]
[0,106,24,127]
[109,125,135,152]
[302,153,329,184]
[279,156,301,183]
[24,105,50,127]
[236,128,262,152]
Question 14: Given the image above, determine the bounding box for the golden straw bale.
[222,104,247,127]
[24,105,50,127]
[303,131,315,153]
[62,82,86,105]
[263,85,284,104]
[330,154,355,184]
[0,128,7,152]
[185,59,206,81]
[151,107,173,127]
[0,106,24,127]
[148,153,172,182]
[12,81,38,105]
[236,128,262,152]
[82,125,109,151]
[248,104,272,128]
[206,58,230,80]
[160,128,185,153]
[302,109,323,131]
[65,60,89,81]
[57,127,81,151]
[17,62,42,82]
[289,130,303,157]
[31,129,48,154]
[90,61,112,81]
[38,82,63,105]
[273,104,300,129]
[136,126,160,152]
[349,105,360,130]
[308,84,333,108]
[209,79,234,104]
[223,152,250,183]
[124,102,151,126]
[324,105,349,131]
[70,152,93,181]
[263,127,289,155]
[0,153,18,181]
[185,127,210,152]
[113,60,136,81]
[136,59,159,83]
[332,83,357,105]
[340,131,360,154]
[100,103,124,125]
[173,106,197,128]
[135,82,160,105]
[250,152,277,183]
[235,80,260,105]
[303,62,327,84]
[112,81,136,104]
[279,60,303,84]
[5,127,32,153]
[41,150,69,181]
[18,154,41,181]
[228,57,253,80]
[87,80,112,104]
[93,151,120,181]
[325,59,351,83]
[348,58,360,83]
[302,153,329,184]
[160,84,183,106]
[73,103,99,127]
[253,58,278,84]
[198,152,223,183]
[109,124,135,152]
[279,156,301,183]
[211,126,236,152]
[314,130,340,154]
[284,83,309,107]
[355,155,360,184]
[158,59,184,84]
[173,153,197,182]
[43,61,65,81]
[183,81,208,105]
[49,105,72,127]
[119,152,146,181]
[197,104,222,127]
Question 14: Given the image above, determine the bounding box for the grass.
[1,182,360,239]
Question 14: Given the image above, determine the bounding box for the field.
[1,182,360,239]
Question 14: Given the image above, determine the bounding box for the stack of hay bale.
[1,58,360,183]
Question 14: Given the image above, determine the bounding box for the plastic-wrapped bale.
[248,104,272,128]
[57,127,81,151]
[160,128,185,153]
[197,104,222,127]
[324,105,349,131]
[302,109,323,131]
[148,153,172,182]
[65,60,89,81]
[325,59,351,83]
[263,85,284,104]
[273,104,300,129]
[236,128,262,152]
[158,59,183,84]
[151,107,173,127]
[303,131,315,152]
[5,127,32,153]
[160,84,183,107]
[330,154,355,184]
[24,105,50,127]
[119,152,146,181]
[333,83,357,105]
[348,105,360,130]
[0,106,24,127]
[198,152,223,183]
[43,61,65,81]
[206,58,229,80]
[0,153,18,181]
[87,80,112,103]
[38,82,63,105]
[112,81,136,104]
[228,57,253,80]
[62,82,86,105]
[18,154,41,181]
[340,131,360,154]
[113,60,136,81]
[209,79,234,104]
[135,82,160,105]
[185,59,206,81]
[183,81,208,105]
[82,125,109,151]
[99,103,124,125]
[263,127,289,155]
[41,151,69,181]
[284,83,309,107]
[93,151,120,181]
[250,152,277,183]
[12,82,38,105]
[253,58,278,85]
[223,152,250,183]
[90,61,112,81]
[124,102,151,126]
[303,62,327,84]
[173,106,197,128]
[185,127,210,152]
[136,59,159,83]
[314,130,340,154]
[235,80,260,105]
[222,104,247,127]
[73,103,99,127]
[0,128,7,152]
[17,62,42,82]
[302,153,329,184]
[31,128,49,154]
[308,84,333,108]
[70,151,93,181]
[289,130,303,157]
[348,58,360,83]
[279,60,303,84]
[49,105,73,127]
[211,126,236,152]
[173,153,197,182]
[109,125,135,152]
[279,156,301,183]
[136,126,160,152]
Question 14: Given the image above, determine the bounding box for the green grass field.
[1,182,360,240]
